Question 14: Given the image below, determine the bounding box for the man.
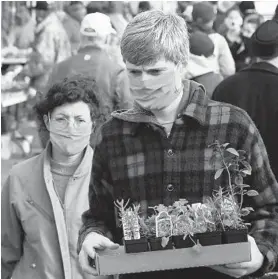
[190,1,236,78]
[212,19,278,183]
[8,5,35,49]
[44,13,133,147]
[78,10,278,279]
[186,30,223,98]
[19,1,71,92]
[62,1,86,54]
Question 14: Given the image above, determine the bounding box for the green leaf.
[243,207,254,212]
[241,161,252,171]
[241,184,250,188]
[235,175,243,185]
[241,169,251,176]
[247,190,259,197]
[214,168,225,180]
[226,148,239,156]
[240,208,251,216]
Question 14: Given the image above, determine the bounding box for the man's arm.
[245,117,278,275]
[78,128,116,253]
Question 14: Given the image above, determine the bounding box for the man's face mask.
[47,113,92,156]
[127,61,183,111]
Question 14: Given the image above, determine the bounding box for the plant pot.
[124,238,149,253]
[172,235,195,248]
[148,237,173,251]
[222,228,248,244]
[195,231,222,246]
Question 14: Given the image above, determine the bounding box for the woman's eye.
[77,119,86,123]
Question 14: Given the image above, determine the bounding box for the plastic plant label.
[156,211,173,238]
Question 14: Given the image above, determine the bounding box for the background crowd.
[1,1,278,278]
[1,0,278,187]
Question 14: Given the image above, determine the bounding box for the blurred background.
[1,1,278,187]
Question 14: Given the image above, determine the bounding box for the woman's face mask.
[126,59,183,111]
[45,102,93,156]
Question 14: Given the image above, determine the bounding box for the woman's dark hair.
[35,75,99,129]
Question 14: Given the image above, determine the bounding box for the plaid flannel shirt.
[79,81,278,279]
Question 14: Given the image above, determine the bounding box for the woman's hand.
[79,232,119,276]
[210,235,264,278]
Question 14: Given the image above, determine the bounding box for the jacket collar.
[43,142,93,178]
[241,62,278,75]
[111,80,208,135]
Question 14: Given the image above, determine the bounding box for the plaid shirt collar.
[111,80,208,135]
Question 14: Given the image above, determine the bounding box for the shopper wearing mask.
[1,76,109,279]
[78,10,278,279]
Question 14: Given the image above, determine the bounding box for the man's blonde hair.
[121,10,189,66]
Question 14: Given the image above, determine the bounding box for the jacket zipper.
[27,198,54,223]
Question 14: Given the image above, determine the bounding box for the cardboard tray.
[96,242,251,275]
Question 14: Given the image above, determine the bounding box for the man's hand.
[210,235,264,278]
[79,232,119,276]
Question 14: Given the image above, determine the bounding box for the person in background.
[107,1,128,39]
[185,30,223,98]
[190,1,235,78]
[219,8,264,71]
[212,19,278,182]
[237,12,265,69]
[43,13,133,148]
[274,4,278,20]
[138,1,151,13]
[1,76,110,279]
[62,1,86,55]
[86,1,110,14]
[78,10,278,279]
[213,1,237,32]
[238,1,256,18]
[217,7,245,70]
[18,1,71,92]
[8,5,35,49]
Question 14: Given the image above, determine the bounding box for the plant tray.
[95,242,251,275]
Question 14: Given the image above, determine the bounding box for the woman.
[1,76,107,279]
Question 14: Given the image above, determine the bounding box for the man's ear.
[43,114,50,131]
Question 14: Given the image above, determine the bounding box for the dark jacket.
[212,62,278,181]
[78,80,278,279]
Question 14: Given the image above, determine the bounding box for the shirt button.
[167,184,174,192]
[167,149,174,156]
[30,263,36,268]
